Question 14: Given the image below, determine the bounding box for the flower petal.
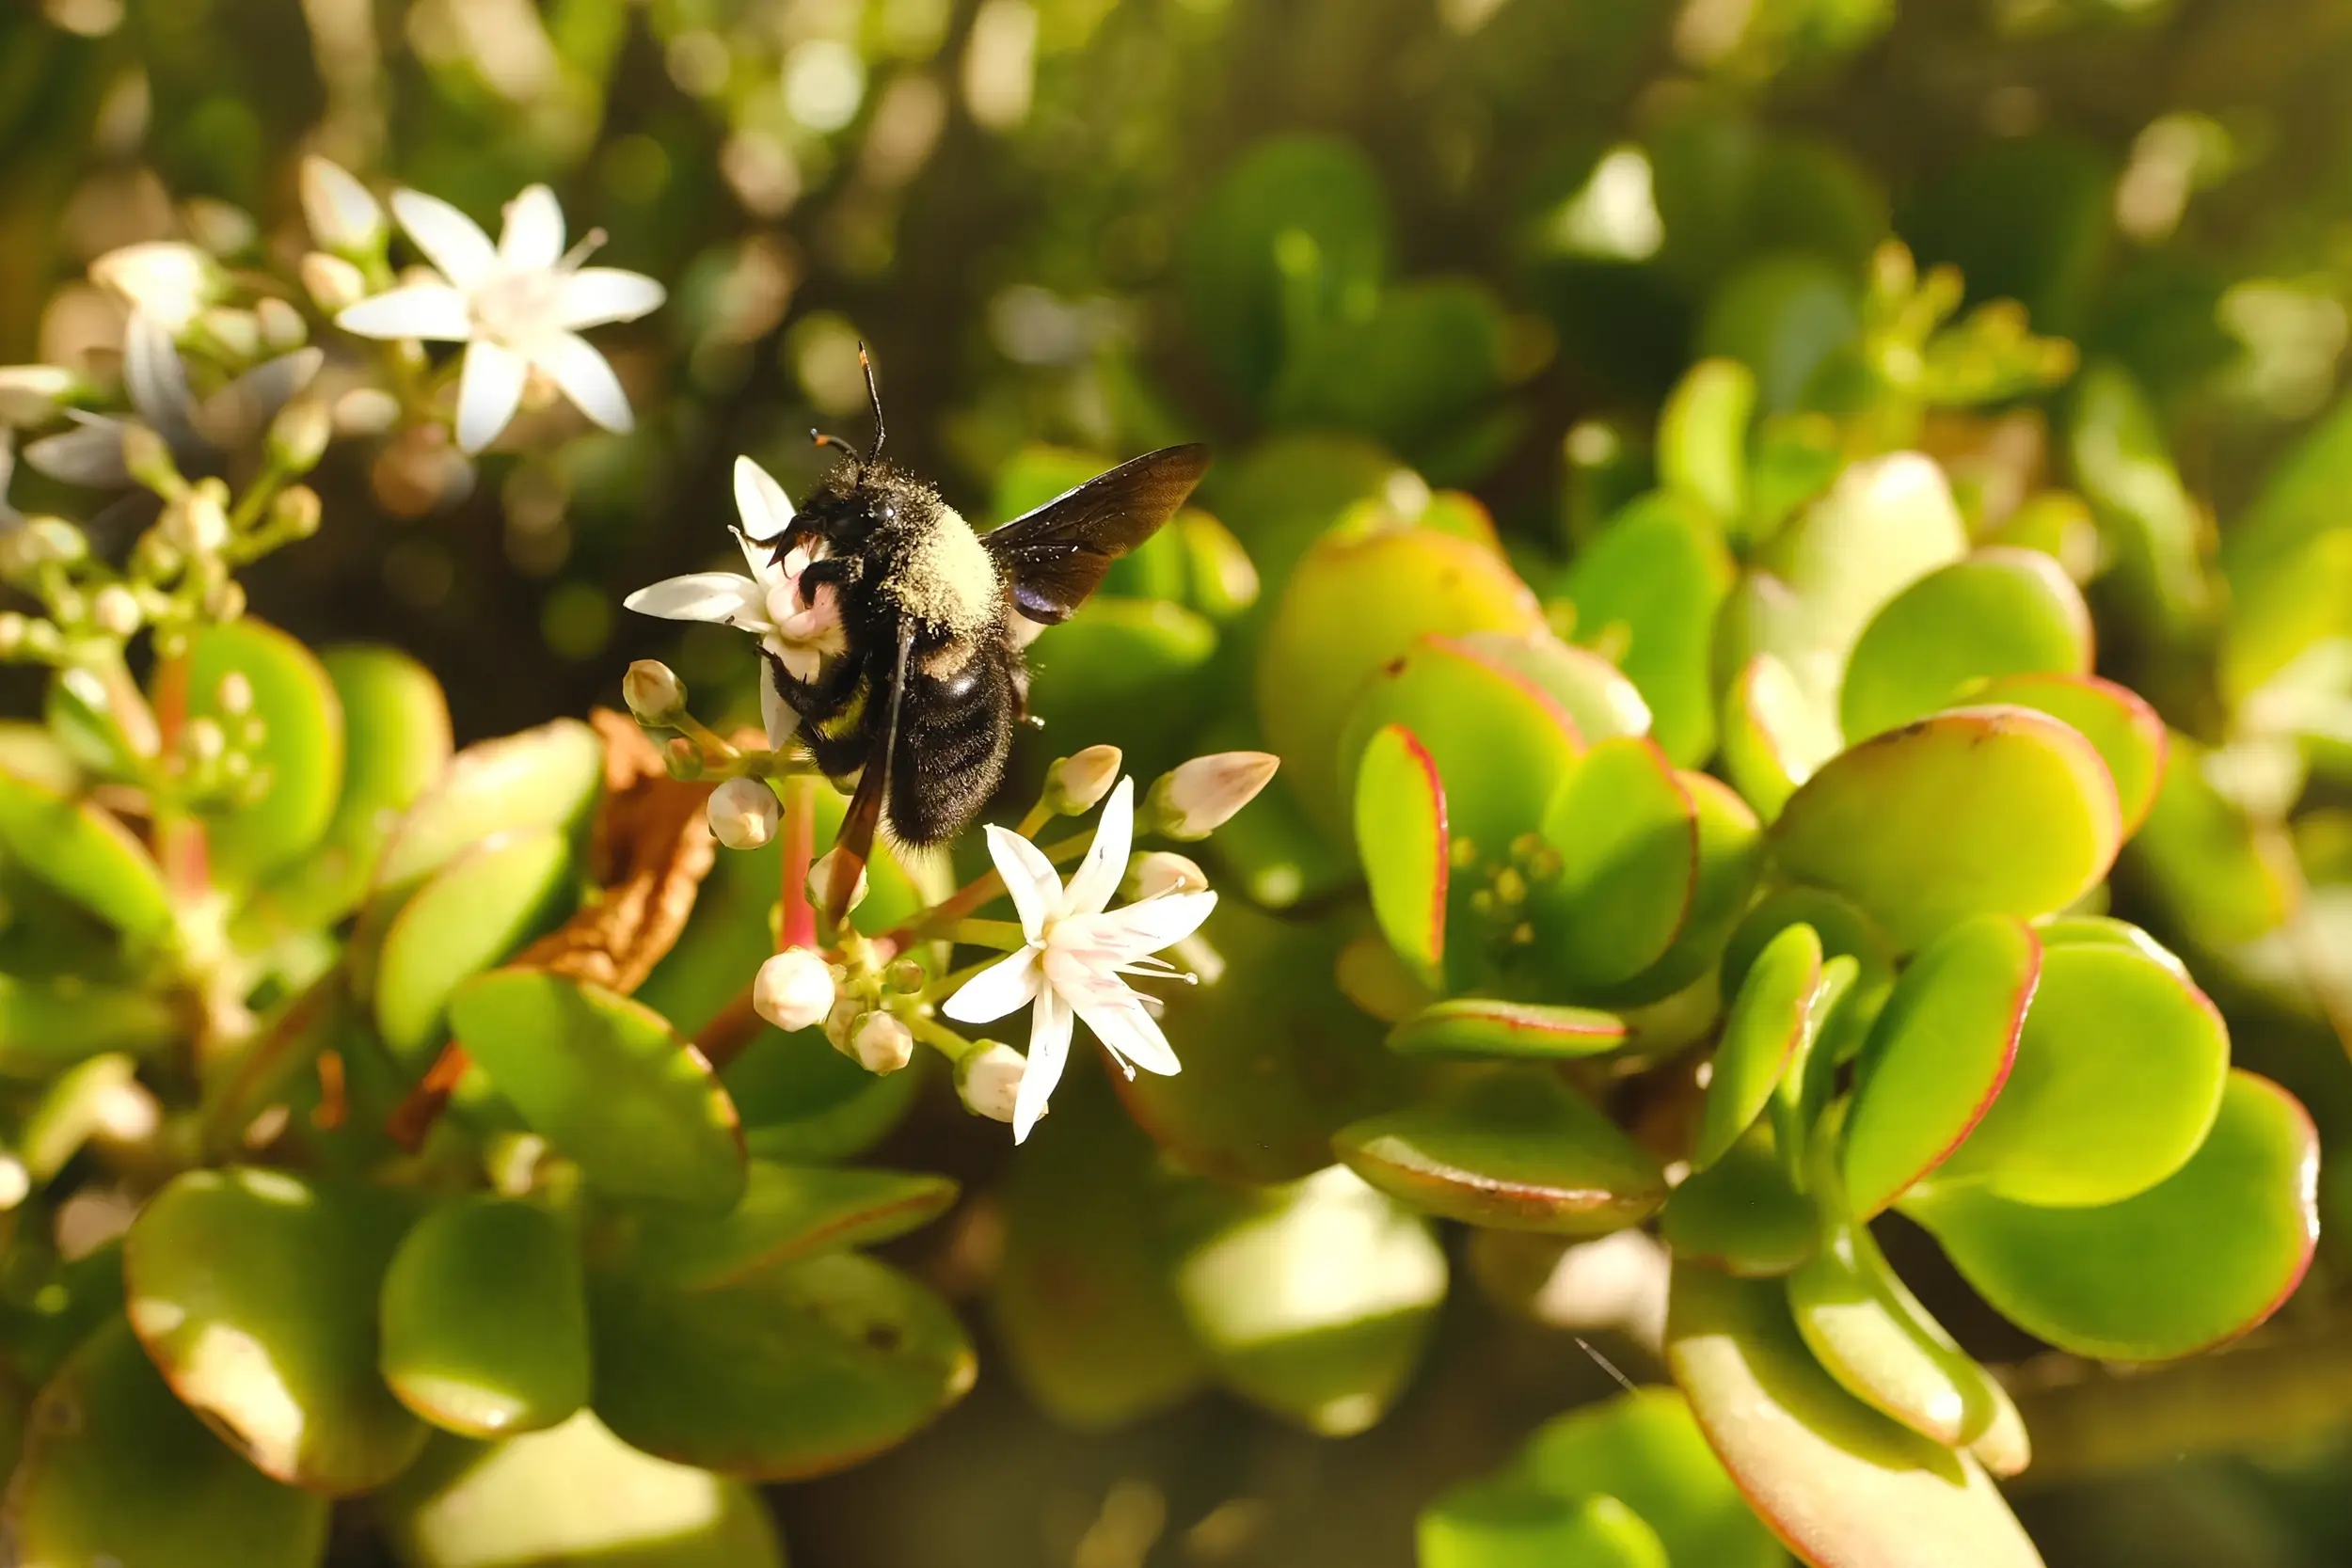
[554,268,665,329]
[389,188,498,290]
[23,418,130,489]
[194,348,324,451]
[337,281,474,341]
[498,184,565,272]
[454,340,528,453]
[527,332,633,434]
[984,824,1064,939]
[733,455,796,543]
[759,675,798,749]
[1089,890,1218,960]
[1062,775,1135,918]
[1073,993,1181,1079]
[621,572,767,626]
[944,947,1041,1025]
[1014,987,1073,1143]
[121,313,197,438]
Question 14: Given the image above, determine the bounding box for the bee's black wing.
[980,444,1210,625]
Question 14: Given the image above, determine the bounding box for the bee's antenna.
[857,341,884,466]
[810,429,862,483]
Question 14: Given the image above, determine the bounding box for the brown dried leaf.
[513,708,717,993]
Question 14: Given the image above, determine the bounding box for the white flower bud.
[91,585,142,639]
[162,491,230,555]
[19,518,88,568]
[215,672,254,715]
[823,998,863,1050]
[301,252,370,314]
[255,297,309,353]
[270,485,323,540]
[119,423,183,496]
[1130,850,1209,901]
[0,613,26,658]
[0,1154,27,1212]
[849,1011,914,1076]
[753,947,836,1033]
[299,156,387,253]
[708,777,780,850]
[267,399,332,472]
[197,307,261,362]
[623,659,686,722]
[0,365,77,425]
[332,387,401,436]
[205,578,246,622]
[1047,745,1121,815]
[1146,751,1281,840]
[956,1042,1026,1124]
[90,244,220,333]
[808,847,869,913]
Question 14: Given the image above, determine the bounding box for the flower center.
[470,266,565,346]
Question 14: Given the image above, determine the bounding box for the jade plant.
[5,5,2352,1564]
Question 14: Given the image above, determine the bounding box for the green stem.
[906,1009,982,1067]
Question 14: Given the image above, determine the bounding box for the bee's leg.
[792,555,858,607]
[798,719,871,778]
[760,645,861,723]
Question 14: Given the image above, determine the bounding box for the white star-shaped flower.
[336,184,664,452]
[944,777,1216,1142]
[621,456,845,746]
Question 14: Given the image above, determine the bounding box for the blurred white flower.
[622,456,845,746]
[89,243,221,334]
[24,312,321,494]
[337,184,664,452]
[944,777,1216,1141]
[299,156,386,254]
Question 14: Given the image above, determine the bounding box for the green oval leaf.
[1532,736,1699,990]
[382,1412,783,1568]
[1172,1165,1446,1436]
[1928,940,2228,1207]
[1256,526,1543,836]
[1723,654,1840,822]
[1838,549,2092,742]
[1451,628,1653,745]
[1666,1261,2046,1568]
[1970,672,2165,836]
[591,1250,974,1479]
[1788,1214,2010,1449]
[1420,1482,1668,1568]
[373,830,574,1065]
[449,970,746,1213]
[1909,1071,2316,1361]
[1609,771,1764,1006]
[631,1160,958,1291]
[123,1167,427,1494]
[1516,1386,1786,1568]
[1563,492,1733,764]
[1117,901,1410,1184]
[1661,1126,1820,1277]
[0,768,171,942]
[1841,916,2039,1218]
[379,1196,588,1437]
[993,1075,1208,1430]
[258,646,452,927]
[1339,633,1586,861]
[1336,1069,1667,1235]
[7,1320,328,1568]
[1356,723,1448,985]
[1386,997,1629,1059]
[175,618,344,889]
[0,974,180,1077]
[1771,705,2122,950]
[1693,925,1821,1172]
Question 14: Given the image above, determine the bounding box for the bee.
[763,350,1209,914]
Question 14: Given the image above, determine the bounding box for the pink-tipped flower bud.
[1046,745,1121,815]
[753,947,835,1033]
[1129,850,1209,901]
[623,659,685,723]
[848,1011,914,1075]
[956,1042,1026,1124]
[708,777,780,850]
[1145,751,1280,840]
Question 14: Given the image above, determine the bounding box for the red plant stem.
[694,986,764,1072]
[779,775,818,952]
[386,1041,472,1152]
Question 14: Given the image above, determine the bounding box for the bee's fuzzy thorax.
[888,499,998,637]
